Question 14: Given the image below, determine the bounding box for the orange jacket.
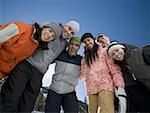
[0,22,38,79]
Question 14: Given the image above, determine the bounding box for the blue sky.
[0,0,150,102]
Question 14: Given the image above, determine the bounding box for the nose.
[68,30,72,35]
[114,52,120,57]
[86,41,90,45]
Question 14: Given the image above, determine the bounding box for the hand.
[115,87,127,113]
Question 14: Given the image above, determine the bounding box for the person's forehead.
[70,41,80,45]
[98,36,106,40]
[43,27,53,30]
[84,37,93,41]
[65,25,72,29]
[113,47,123,51]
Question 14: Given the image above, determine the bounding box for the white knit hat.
[95,34,110,45]
[65,20,80,34]
[96,34,110,42]
[107,41,125,56]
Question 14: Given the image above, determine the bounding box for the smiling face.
[111,47,125,61]
[62,25,75,39]
[97,36,108,46]
[68,41,80,56]
[41,27,55,42]
[83,37,95,49]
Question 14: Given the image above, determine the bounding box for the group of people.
[0,20,150,113]
[80,33,150,113]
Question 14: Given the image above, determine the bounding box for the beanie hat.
[65,20,80,34]
[69,37,81,45]
[81,33,94,42]
[107,41,125,56]
[40,22,62,39]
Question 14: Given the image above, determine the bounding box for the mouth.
[87,45,92,49]
[44,36,49,40]
[117,55,123,60]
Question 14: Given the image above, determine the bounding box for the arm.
[80,58,87,80]
[106,51,126,113]
[106,53,125,88]
[0,23,19,43]
[115,87,127,113]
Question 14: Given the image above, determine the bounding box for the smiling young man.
[45,37,82,113]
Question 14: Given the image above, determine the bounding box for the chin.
[87,46,92,49]
[118,58,123,61]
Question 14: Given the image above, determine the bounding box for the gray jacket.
[26,23,67,74]
[50,50,82,94]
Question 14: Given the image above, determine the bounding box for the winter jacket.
[50,50,82,94]
[123,44,150,90]
[27,23,66,74]
[0,22,38,79]
[142,45,150,65]
[80,46,125,95]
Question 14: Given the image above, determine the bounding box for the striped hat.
[69,37,81,45]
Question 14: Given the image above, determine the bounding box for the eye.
[75,44,79,47]
[49,29,53,33]
[115,49,119,52]
[112,52,115,56]
[71,31,74,36]
[87,39,90,42]
[68,26,72,31]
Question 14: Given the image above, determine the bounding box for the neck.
[68,51,76,56]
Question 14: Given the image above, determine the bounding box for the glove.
[115,87,127,113]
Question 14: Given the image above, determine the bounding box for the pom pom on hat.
[108,41,125,56]
[65,20,80,34]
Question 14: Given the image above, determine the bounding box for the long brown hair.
[84,42,99,66]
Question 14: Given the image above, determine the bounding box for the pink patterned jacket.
[80,46,125,95]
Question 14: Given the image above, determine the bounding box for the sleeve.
[80,58,87,80]
[0,22,19,43]
[106,51,125,88]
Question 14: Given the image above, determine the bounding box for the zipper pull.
[132,73,136,80]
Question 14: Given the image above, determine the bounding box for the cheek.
[90,42,94,47]
[41,33,45,39]
[64,28,69,33]
[112,55,117,60]
[121,53,125,59]
[119,51,124,56]
[41,31,47,37]
[48,37,53,41]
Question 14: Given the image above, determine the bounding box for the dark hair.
[84,42,99,66]
[33,23,49,50]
